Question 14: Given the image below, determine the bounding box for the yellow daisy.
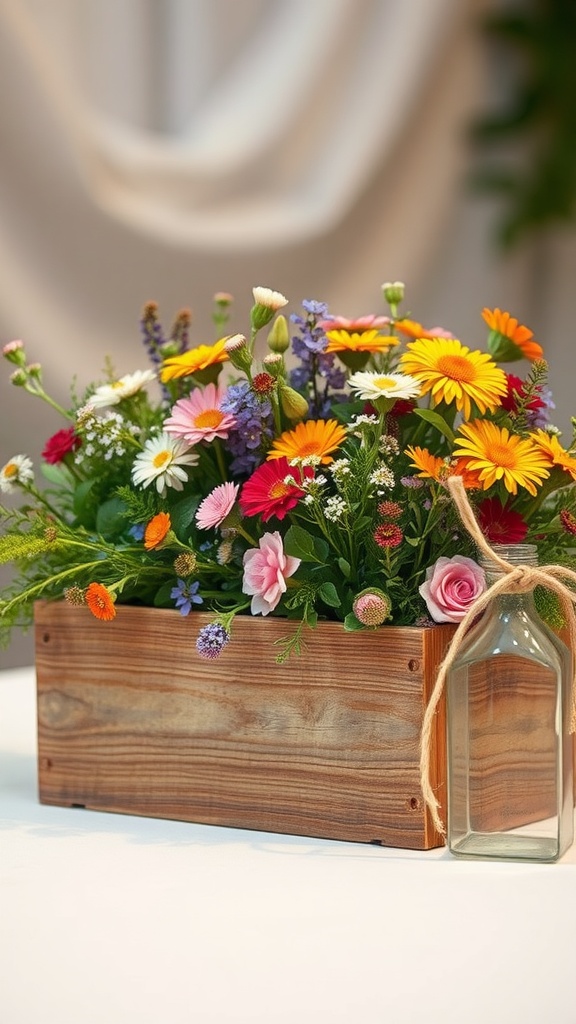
[530,429,576,481]
[267,419,347,465]
[453,420,550,496]
[160,338,229,382]
[399,338,507,421]
[482,307,543,362]
[324,329,399,355]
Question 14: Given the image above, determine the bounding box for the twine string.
[420,475,576,838]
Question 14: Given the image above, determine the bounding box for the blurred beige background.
[2,0,576,667]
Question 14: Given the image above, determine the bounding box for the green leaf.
[73,479,97,528]
[318,581,341,608]
[412,408,455,444]
[337,557,351,578]
[41,462,73,487]
[284,524,317,561]
[403,536,422,547]
[312,536,329,562]
[170,494,201,538]
[96,497,128,540]
[344,612,365,631]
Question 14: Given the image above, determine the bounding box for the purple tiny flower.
[196,622,231,659]
[170,578,203,616]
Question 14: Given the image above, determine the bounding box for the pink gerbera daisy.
[196,482,239,530]
[239,457,314,522]
[164,383,236,445]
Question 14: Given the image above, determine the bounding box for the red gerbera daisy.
[500,374,545,415]
[477,497,528,544]
[239,457,314,522]
[42,426,81,465]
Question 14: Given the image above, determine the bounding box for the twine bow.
[420,476,576,837]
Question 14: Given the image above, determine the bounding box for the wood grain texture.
[34,601,454,849]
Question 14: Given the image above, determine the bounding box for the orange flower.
[144,511,172,550]
[530,430,576,481]
[405,446,481,489]
[85,582,116,621]
[394,318,453,341]
[267,419,347,465]
[160,338,229,382]
[482,308,543,362]
[324,329,399,354]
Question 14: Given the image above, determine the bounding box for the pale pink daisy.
[242,531,300,616]
[196,482,239,530]
[164,383,236,445]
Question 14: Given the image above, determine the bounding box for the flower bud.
[224,334,252,374]
[251,287,288,332]
[352,587,392,626]
[10,369,28,387]
[278,383,309,421]
[267,314,290,354]
[263,352,285,378]
[2,340,26,366]
[381,281,405,307]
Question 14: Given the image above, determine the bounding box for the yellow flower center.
[490,443,517,469]
[269,480,291,499]
[373,377,398,391]
[194,409,224,429]
[436,354,477,382]
[112,380,124,389]
[153,450,171,469]
[4,462,17,478]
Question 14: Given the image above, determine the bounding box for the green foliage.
[471,0,576,246]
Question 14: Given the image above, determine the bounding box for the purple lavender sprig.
[289,300,346,418]
[220,380,274,476]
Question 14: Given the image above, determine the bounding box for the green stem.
[213,438,228,483]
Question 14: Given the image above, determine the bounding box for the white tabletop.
[2,666,576,1024]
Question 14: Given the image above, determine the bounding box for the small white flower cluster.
[323,495,347,522]
[74,409,140,465]
[379,435,400,456]
[328,458,351,482]
[369,464,395,493]
[301,474,327,504]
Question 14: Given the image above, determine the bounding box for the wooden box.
[35,601,453,849]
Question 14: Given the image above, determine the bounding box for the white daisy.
[88,369,157,409]
[131,432,198,496]
[0,454,34,493]
[346,370,421,402]
[252,287,288,311]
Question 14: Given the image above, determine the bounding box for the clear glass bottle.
[447,543,574,861]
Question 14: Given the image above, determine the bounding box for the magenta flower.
[419,555,486,623]
[242,531,301,616]
[196,482,239,530]
[164,382,236,445]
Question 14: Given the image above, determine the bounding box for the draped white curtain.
[1,0,575,666]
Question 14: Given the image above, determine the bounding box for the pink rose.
[242,531,300,616]
[419,555,486,623]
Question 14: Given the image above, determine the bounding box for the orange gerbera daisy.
[144,511,172,550]
[85,582,116,621]
[482,308,544,362]
[405,446,481,489]
[267,419,347,465]
[160,338,229,382]
[324,329,399,355]
[400,338,507,420]
[530,429,576,480]
[453,420,550,496]
[394,318,453,341]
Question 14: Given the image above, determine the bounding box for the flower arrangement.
[2,282,576,661]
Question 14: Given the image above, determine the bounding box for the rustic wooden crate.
[34,600,454,849]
